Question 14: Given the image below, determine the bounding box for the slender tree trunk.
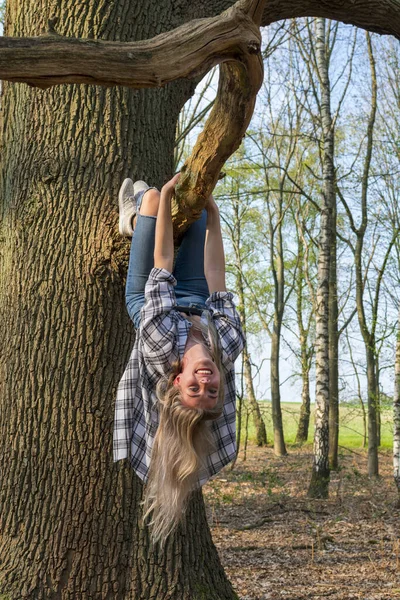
[361,397,368,448]
[0,1,239,598]
[376,357,381,446]
[233,356,244,467]
[295,230,313,444]
[353,32,379,477]
[270,320,287,455]
[394,310,400,507]
[296,345,311,443]
[269,190,287,456]
[308,18,332,498]
[366,346,379,477]
[347,328,367,448]
[329,199,339,470]
[243,347,268,446]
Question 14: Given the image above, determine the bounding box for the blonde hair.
[143,313,224,545]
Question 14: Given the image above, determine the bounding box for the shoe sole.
[118,178,134,236]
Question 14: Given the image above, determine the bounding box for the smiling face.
[173,356,221,410]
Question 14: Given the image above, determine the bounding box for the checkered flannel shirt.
[113,267,245,485]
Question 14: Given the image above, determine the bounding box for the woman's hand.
[161,173,180,197]
[154,173,180,273]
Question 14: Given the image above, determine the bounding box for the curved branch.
[172,52,263,235]
[259,0,400,40]
[0,2,262,89]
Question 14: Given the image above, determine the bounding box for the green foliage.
[0,1,5,26]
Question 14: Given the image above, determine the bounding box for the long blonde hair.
[143,313,224,545]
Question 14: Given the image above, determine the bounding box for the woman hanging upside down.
[113,173,245,545]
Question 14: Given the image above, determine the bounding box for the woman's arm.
[153,173,180,272]
[205,195,227,293]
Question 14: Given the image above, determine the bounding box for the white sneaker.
[118,179,149,236]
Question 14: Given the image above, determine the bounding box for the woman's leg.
[173,210,209,306]
[125,189,160,328]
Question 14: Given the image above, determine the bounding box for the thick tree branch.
[261,0,400,39]
[0,3,261,89]
[172,53,263,234]
[0,0,264,238]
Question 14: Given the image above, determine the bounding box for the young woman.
[113,174,245,544]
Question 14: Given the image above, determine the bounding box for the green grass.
[238,401,393,449]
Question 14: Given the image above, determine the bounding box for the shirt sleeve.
[205,291,246,367]
[138,268,180,376]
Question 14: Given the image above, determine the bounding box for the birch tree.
[289,17,358,488]
[305,17,334,497]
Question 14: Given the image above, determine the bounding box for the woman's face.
[173,356,221,410]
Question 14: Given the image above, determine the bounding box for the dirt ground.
[203,445,400,600]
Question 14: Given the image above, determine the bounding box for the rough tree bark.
[308,18,332,499]
[0,0,266,598]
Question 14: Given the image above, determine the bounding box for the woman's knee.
[140,188,160,217]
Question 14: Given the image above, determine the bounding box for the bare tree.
[245,91,302,457]
[338,33,399,477]
[289,17,358,488]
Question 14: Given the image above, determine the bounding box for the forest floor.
[203,445,400,600]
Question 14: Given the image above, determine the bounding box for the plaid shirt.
[113,267,245,485]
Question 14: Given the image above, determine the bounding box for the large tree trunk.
[308,18,332,499]
[0,1,239,599]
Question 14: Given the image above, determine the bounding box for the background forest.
[174,19,400,599]
[176,17,400,482]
